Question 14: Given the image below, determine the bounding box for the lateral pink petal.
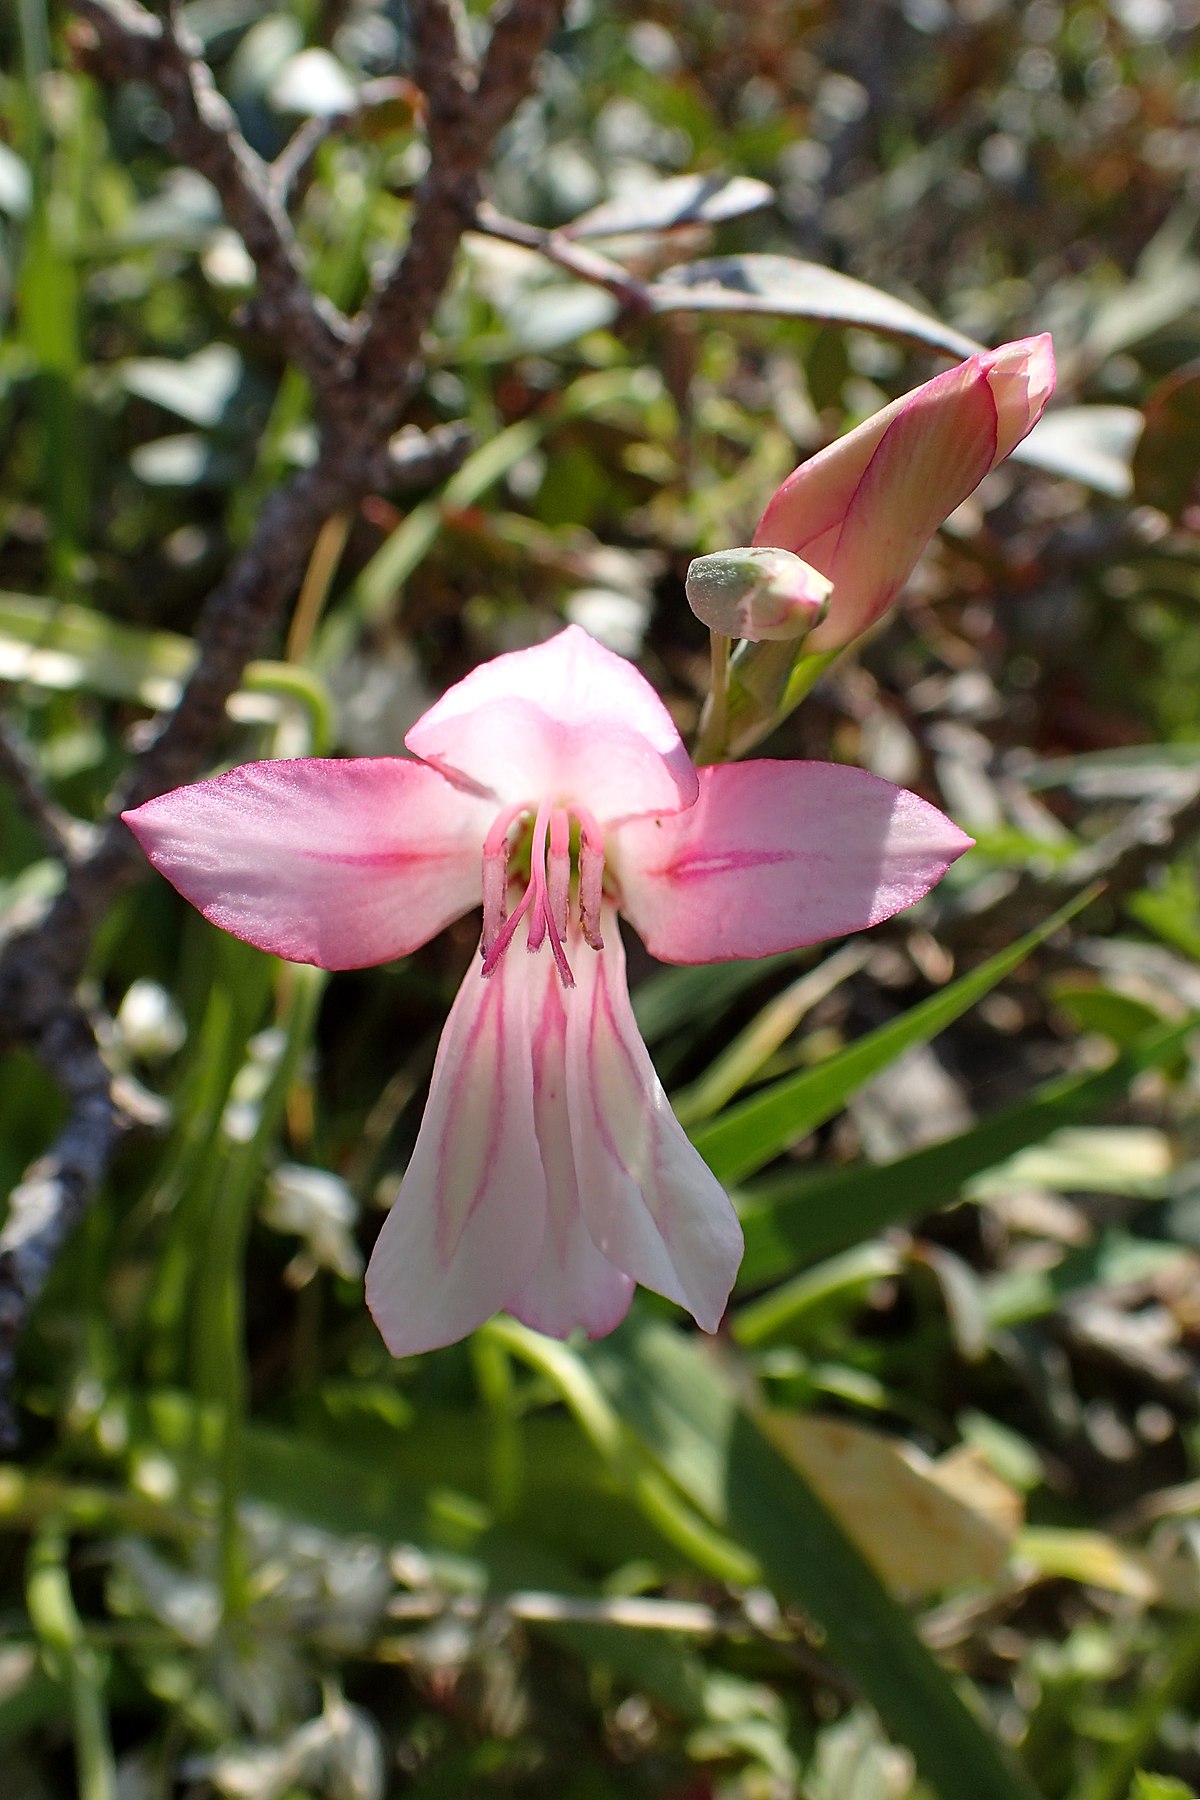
[507,959,635,1340]
[406,625,698,823]
[612,762,973,964]
[365,948,548,1356]
[564,910,743,1333]
[123,758,492,969]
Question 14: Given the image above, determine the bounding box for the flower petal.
[405,625,698,822]
[507,959,635,1340]
[612,762,973,963]
[365,947,548,1356]
[754,335,1055,650]
[565,910,743,1332]
[123,758,492,969]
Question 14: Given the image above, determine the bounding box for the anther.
[481,802,526,959]
[548,808,570,937]
[576,806,605,951]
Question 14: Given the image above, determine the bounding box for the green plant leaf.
[648,255,982,358]
[564,173,774,239]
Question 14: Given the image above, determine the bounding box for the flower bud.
[685,547,833,642]
[754,333,1056,651]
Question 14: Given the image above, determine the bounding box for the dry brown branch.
[350,0,565,427]
[0,718,94,864]
[72,0,351,388]
[0,998,126,1447]
[473,202,652,309]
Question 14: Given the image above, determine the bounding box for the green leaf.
[693,887,1098,1188]
[648,255,982,358]
[736,1015,1196,1288]
[316,367,657,667]
[0,590,334,749]
[599,1320,1041,1800]
[1130,1775,1197,1800]
[119,343,243,427]
[564,173,774,239]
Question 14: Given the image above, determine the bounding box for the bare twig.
[473,202,651,309]
[350,0,565,426]
[351,418,475,495]
[0,999,126,1448]
[72,0,351,386]
[0,719,94,864]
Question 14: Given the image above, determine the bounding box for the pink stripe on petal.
[507,962,635,1339]
[612,762,972,964]
[406,626,698,824]
[124,758,493,969]
[366,948,547,1357]
[564,911,743,1333]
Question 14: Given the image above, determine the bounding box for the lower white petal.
[366,949,547,1356]
[508,964,635,1339]
[565,908,743,1332]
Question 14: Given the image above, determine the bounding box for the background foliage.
[3,0,1200,1795]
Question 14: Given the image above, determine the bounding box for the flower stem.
[694,630,731,766]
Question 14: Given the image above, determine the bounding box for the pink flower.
[124,627,972,1352]
[754,335,1056,651]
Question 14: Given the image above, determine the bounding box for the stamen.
[480,880,536,978]
[575,805,606,951]
[526,801,573,988]
[525,801,550,954]
[481,801,527,958]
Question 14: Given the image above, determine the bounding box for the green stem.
[27,1525,118,1800]
[694,630,731,765]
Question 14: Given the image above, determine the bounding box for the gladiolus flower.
[754,334,1056,651]
[124,627,972,1353]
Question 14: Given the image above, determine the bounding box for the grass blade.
[735,1014,1197,1289]
[692,887,1098,1186]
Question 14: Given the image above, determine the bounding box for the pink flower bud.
[754,334,1056,651]
[685,546,832,642]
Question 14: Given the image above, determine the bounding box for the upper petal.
[365,945,548,1356]
[611,761,973,964]
[564,910,743,1332]
[123,758,492,969]
[405,626,698,822]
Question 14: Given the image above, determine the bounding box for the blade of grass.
[600,1319,1041,1800]
[693,887,1098,1186]
[26,1524,117,1800]
[734,1013,1197,1290]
